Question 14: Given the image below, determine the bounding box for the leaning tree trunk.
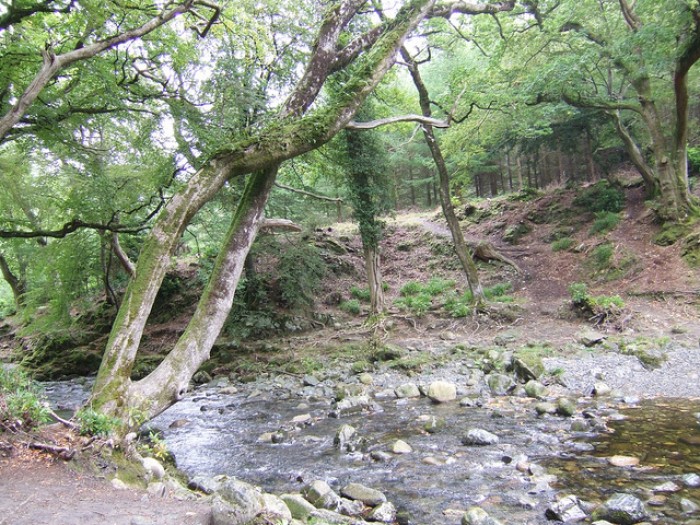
[88,0,438,425]
[401,48,486,308]
[0,253,25,309]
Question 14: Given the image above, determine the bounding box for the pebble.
[607,455,640,467]
[391,439,413,454]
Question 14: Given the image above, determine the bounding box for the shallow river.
[43,379,700,524]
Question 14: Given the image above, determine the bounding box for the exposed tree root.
[471,241,522,273]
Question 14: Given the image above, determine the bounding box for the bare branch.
[274,183,343,203]
[111,233,136,277]
[259,219,303,234]
[430,0,515,18]
[346,114,450,130]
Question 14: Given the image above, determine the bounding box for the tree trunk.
[516,155,524,192]
[88,0,439,425]
[401,48,485,307]
[0,252,25,308]
[91,166,279,419]
[364,244,384,314]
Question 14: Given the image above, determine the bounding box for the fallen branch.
[45,406,80,431]
[27,441,75,460]
[260,218,303,234]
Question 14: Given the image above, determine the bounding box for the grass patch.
[340,299,361,315]
[590,211,620,235]
[569,282,625,325]
[350,286,371,302]
[445,282,514,317]
[552,237,575,252]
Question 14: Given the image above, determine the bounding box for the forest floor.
[1,177,700,524]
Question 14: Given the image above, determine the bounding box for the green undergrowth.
[552,237,575,252]
[395,278,514,317]
[605,336,671,370]
[569,283,625,325]
[0,367,50,432]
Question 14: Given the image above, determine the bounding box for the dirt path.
[0,449,211,525]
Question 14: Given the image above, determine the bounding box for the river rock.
[335,394,374,414]
[303,480,341,511]
[593,382,612,396]
[391,439,413,454]
[303,374,321,387]
[594,493,648,525]
[524,380,547,399]
[211,478,265,525]
[427,381,457,403]
[370,450,393,462]
[281,493,317,520]
[607,456,640,467]
[334,424,356,451]
[683,473,700,488]
[335,384,366,401]
[535,402,557,415]
[341,483,386,506]
[395,383,421,399]
[310,508,366,524]
[681,498,700,514]
[513,353,545,381]
[557,398,576,417]
[652,481,680,493]
[338,497,365,517]
[462,428,499,446]
[111,477,128,490]
[462,506,503,525]
[358,373,374,385]
[220,386,239,395]
[368,501,396,523]
[545,495,587,522]
[580,331,606,347]
[262,493,293,524]
[486,373,515,396]
[141,457,165,480]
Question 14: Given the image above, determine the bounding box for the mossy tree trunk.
[88,0,447,425]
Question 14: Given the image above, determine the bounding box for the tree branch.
[345,114,450,130]
[111,233,136,277]
[0,219,150,240]
[274,183,343,203]
[0,0,201,142]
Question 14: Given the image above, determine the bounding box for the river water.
[42,378,700,524]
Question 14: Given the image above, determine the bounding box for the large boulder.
[302,480,341,511]
[207,477,265,525]
[486,373,515,396]
[545,495,587,522]
[427,381,457,403]
[340,483,386,507]
[462,428,499,446]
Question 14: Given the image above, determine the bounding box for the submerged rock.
[545,495,587,522]
[595,493,648,525]
[462,428,499,446]
[462,506,503,525]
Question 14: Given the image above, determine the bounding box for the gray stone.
[341,483,386,506]
[593,382,612,396]
[141,458,165,479]
[310,508,366,524]
[557,397,577,417]
[367,501,396,523]
[681,498,700,514]
[111,478,128,490]
[462,506,503,525]
[303,374,321,386]
[281,494,316,521]
[524,380,547,399]
[335,394,373,413]
[334,424,356,451]
[486,373,515,396]
[391,439,412,454]
[338,498,365,517]
[545,495,587,522]
[535,402,557,415]
[395,383,421,399]
[513,354,545,381]
[595,493,648,525]
[683,473,700,488]
[652,481,681,493]
[302,480,341,511]
[370,451,393,462]
[261,493,293,524]
[427,381,457,403]
[462,428,499,446]
[580,331,606,347]
[220,386,239,395]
